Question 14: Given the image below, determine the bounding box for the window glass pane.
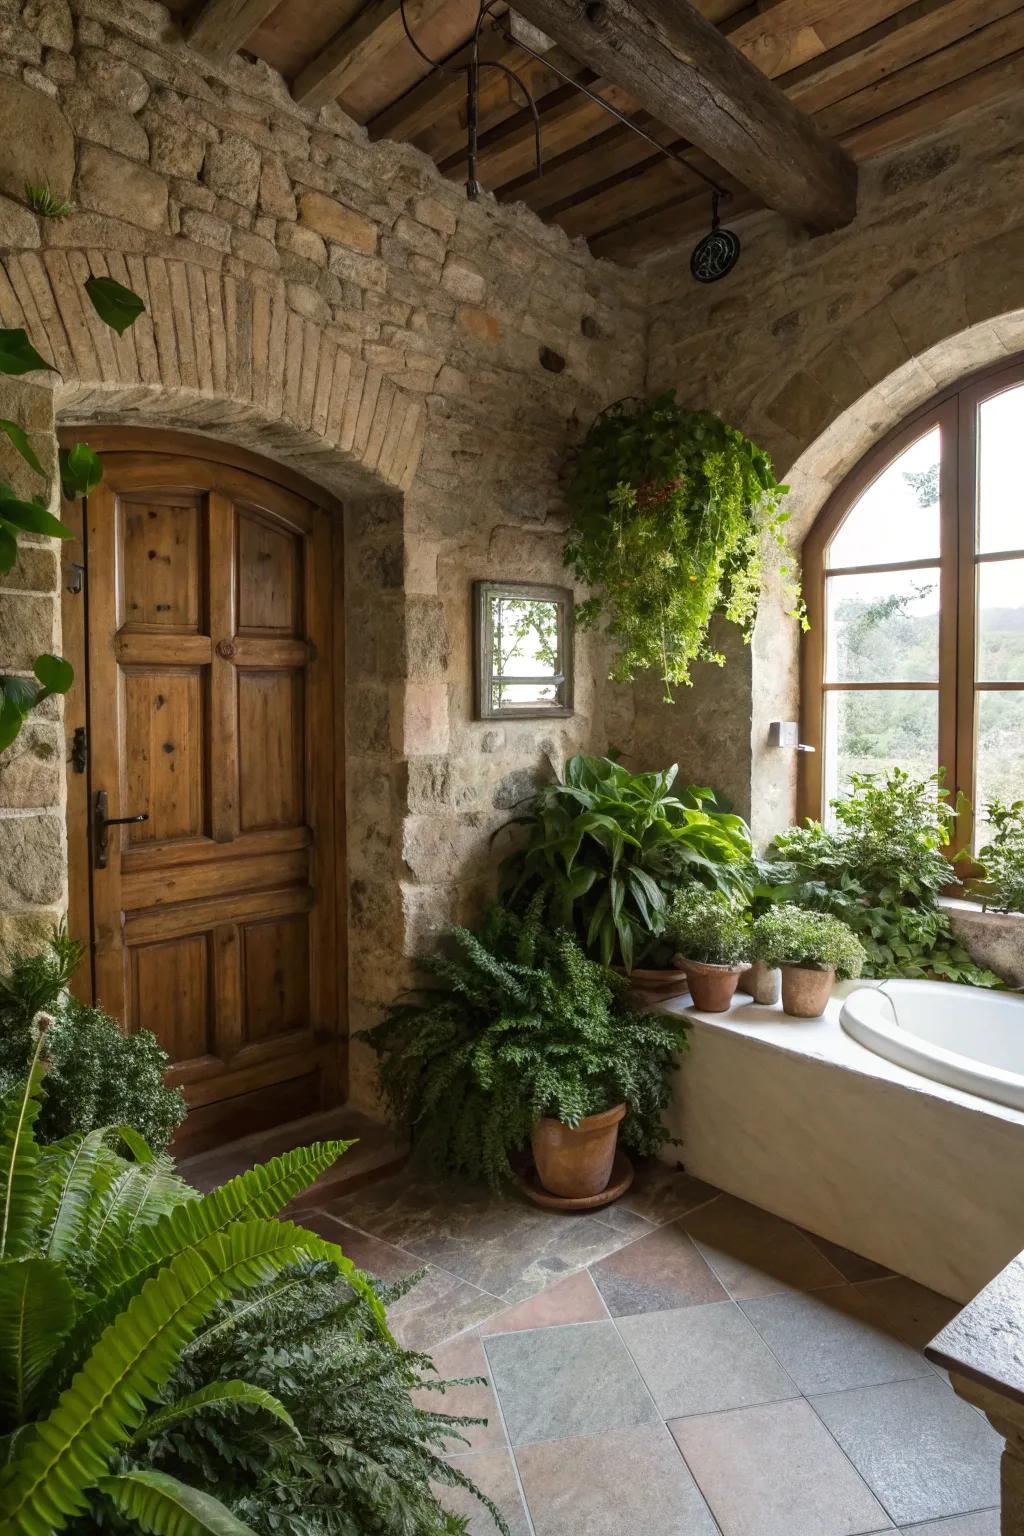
[977,558,1024,681]
[824,689,938,810]
[492,597,559,678]
[975,690,1024,848]
[825,567,939,683]
[827,427,941,569]
[978,382,1024,554]
[492,681,561,710]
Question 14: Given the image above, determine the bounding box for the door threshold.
[179,1104,409,1209]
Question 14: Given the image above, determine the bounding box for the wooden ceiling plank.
[500,119,660,210]
[185,0,282,60]
[591,182,759,263]
[367,29,521,141]
[464,86,639,187]
[509,0,857,230]
[554,155,695,237]
[839,42,1024,158]
[415,46,582,159]
[293,0,449,108]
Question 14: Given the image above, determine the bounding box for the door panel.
[82,448,340,1147]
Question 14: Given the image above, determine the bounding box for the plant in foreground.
[973,798,1024,916]
[752,905,866,979]
[564,392,802,698]
[0,924,186,1148]
[766,769,1000,986]
[501,753,752,971]
[361,898,689,1188]
[0,1042,387,1536]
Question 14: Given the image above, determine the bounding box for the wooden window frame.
[799,352,1024,858]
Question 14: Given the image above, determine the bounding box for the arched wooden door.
[63,433,343,1151]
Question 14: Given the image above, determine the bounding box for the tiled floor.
[308,1164,1004,1536]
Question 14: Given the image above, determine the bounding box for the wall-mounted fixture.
[768,721,815,753]
[474,580,574,720]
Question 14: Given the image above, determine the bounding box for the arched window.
[800,358,1024,852]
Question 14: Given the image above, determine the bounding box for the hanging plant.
[564,391,804,700]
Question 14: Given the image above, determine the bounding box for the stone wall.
[0,0,645,1105]
[641,91,1024,844]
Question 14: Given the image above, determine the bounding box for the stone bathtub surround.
[3,0,1024,1106]
[661,984,1024,1305]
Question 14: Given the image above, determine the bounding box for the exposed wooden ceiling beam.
[185,0,281,61]
[293,0,450,109]
[508,0,857,229]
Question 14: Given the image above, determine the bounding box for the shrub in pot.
[360,897,688,1196]
[663,887,752,1011]
[752,904,866,1017]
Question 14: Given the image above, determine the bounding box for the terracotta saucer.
[515,1149,635,1211]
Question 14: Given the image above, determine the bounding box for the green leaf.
[133,1379,300,1444]
[0,330,53,377]
[0,422,45,479]
[0,494,73,540]
[32,655,73,696]
[0,1053,47,1261]
[37,1131,120,1264]
[59,443,103,500]
[99,1469,260,1536]
[84,276,145,336]
[0,525,17,574]
[0,1258,76,1424]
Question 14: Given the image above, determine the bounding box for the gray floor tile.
[899,1514,1000,1535]
[811,1376,1002,1526]
[741,1284,933,1395]
[412,1332,505,1453]
[389,1265,503,1350]
[483,1319,659,1447]
[590,1221,726,1315]
[681,1194,844,1299]
[617,1300,799,1419]
[609,1163,722,1228]
[854,1276,960,1359]
[440,1449,532,1536]
[671,1397,892,1536]
[801,1229,893,1282]
[516,1424,719,1536]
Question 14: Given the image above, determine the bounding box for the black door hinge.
[71,726,87,774]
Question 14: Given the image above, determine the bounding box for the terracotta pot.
[680,957,747,1012]
[612,965,691,1006]
[781,964,835,1018]
[531,1103,626,1199]
[741,959,782,1006]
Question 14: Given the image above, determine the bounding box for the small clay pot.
[612,965,691,1006]
[781,964,835,1018]
[742,959,782,1006]
[679,957,747,1012]
[531,1103,626,1199]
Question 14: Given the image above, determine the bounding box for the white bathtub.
[840,979,1024,1112]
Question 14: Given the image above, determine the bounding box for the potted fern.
[752,904,866,1017]
[361,898,688,1202]
[664,886,752,1011]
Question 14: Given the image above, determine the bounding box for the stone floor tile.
[439,1449,531,1536]
[589,1220,727,1315]
[801,1229,894,1282]
[483,1319,659,1447]
[853,1276,961,1356]
[389,1265,503,1351]
[810,1376,1002,1526]
[899,1513,1000,1534]
[516,1424,718,1536]
[478,1269,607,1336]
[600,1161,722,1229]
[297,1210,422,1282]
[670,1397,892,1536]
[412,1332,505,1453]
[617,1299,798,1418]
[741,1283,933,1395]
[680,1194,845,1299]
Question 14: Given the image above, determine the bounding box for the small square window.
[474,581,574,721]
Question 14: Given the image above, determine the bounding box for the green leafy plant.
[361,899,689,1189]
[0,275,145,751]
[765,769,1000,986]
[752,904,866,977]
[0,925,186,1149]
[663,887,751,967]
[973,798,1024,915]
[0,1048,386,1536]
[116,1259,508,1536]
[23,183,74,219]
[564,392,802,699]
[501,753,752,971]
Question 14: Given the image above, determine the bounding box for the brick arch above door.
[0,249,425,500]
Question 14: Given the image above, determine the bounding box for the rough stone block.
[77,46,148,112]
[393,681,449,756]
[458,305,502,344]
[0,74,74,201]
[299,190,376,254]
[441,254,485,303]
[0,813,65,906]
[0,593,57,669]
[77,142,167,229]
[259,154,295,219]
[412,195,457,237]
[62,85,149,161]
[0,193,41,249]
[204,132,261,208]
[143,108,205,178]
[24,0,73,52]
[0,721,62,809]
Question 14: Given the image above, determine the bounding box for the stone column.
[949,1372,1024,1534]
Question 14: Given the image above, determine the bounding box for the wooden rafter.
[293,0,452,108]
[508,0,858,230]
[185,0,282,60]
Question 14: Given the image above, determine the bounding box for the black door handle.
[93,789,148,869]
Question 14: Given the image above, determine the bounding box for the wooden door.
[79,444,341,1150]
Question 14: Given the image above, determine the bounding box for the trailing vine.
[564,391,804,699]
